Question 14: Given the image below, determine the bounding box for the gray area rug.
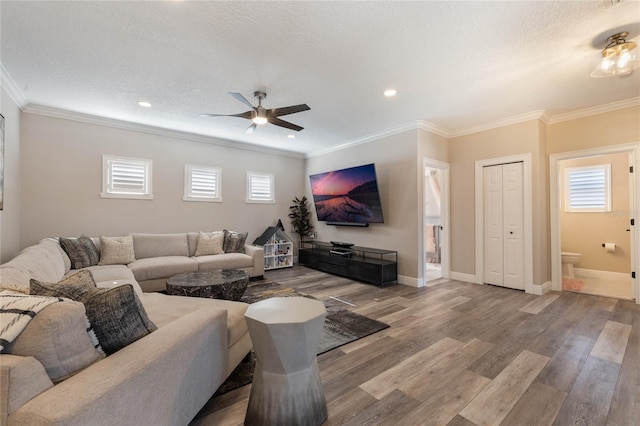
[213,279,389,396]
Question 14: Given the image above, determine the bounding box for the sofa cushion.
[0,267,31,294]
[59,237,100,270]
[195,231,225,256]
[223,230,248,253]
[0,355,54,416]
[2,300,104,383]
[196,253,254,272]
[98,236,136,265]
[79,265,143,298]
[1,241,68,289]
[131,233,189,259]
[140,292,248,347]
[128,256,198,282]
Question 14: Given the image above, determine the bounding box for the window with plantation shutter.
[246,171,275,203]
[101,155,153,199]
[184,165,222,202]
[564,164,611,212]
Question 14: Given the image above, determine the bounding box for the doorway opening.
[422,159,450,286]
[556,151,635,300]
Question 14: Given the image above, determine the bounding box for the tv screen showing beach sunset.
[309,163,384,223]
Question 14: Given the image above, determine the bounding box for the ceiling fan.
[200,91,310,134]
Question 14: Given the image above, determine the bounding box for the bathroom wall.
[559,152,630,274]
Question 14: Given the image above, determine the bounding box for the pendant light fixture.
[591,32,640,77]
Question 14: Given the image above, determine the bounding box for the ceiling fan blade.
[229,92,256,110]
[267,104,310,117]
[200,110,254,119]
[245,123,257,134]
[268,117,304,132]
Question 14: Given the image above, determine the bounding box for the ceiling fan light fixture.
[252,108,268,125]
[591,32,640,77]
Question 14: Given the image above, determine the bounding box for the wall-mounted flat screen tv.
[309,163,384,225]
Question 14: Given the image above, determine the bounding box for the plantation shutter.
[102,155,152,199]
[186,166,220,200]
[565,164,611,212]
[247,172,274,203]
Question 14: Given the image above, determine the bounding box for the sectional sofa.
[0,232,263,425]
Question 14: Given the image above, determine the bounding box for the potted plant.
[288,196,314,242]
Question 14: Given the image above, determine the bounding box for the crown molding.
[546,97,640,124]
[0,64,28,109]
[22,104,306,159]
[416,120,452,138]
[450,110,549,138]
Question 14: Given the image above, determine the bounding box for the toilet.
[561,252,582,278]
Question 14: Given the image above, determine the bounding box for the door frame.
[549,143,640,303]
[475,153,534,294]
[421,158,450,286]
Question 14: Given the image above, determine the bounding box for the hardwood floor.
[190,266,640,426]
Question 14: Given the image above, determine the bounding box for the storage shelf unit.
[253,227,294,271]
[299,241,397,286]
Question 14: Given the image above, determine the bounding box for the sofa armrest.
[8,308,228,426]
[1,355,54,425]
[244,245,264,277]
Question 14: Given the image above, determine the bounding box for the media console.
[299,241,397,286]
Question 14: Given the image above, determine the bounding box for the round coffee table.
[166,270,249,301]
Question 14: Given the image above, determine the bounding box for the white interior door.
[483,162,525,290]
[484,165,504,286]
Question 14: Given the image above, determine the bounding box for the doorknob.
[509,231,514,234]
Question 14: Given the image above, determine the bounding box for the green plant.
[288,196,314,241]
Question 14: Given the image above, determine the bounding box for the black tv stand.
[299,241,397,286]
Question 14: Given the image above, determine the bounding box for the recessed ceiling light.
[384,89,397,97]
[288,134,296,139]
[138,101,152,107]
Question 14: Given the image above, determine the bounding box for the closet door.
[483,162,524,290]
[483,165,504,286]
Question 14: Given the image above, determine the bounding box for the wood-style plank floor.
[190,266,640,426]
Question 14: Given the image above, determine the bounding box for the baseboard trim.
[398,275,422,287]
[449,272,477,284]
[531,281,552,295]
[574,268,630,281]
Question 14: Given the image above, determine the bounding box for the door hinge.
[631,166,634,173]
[633,272,636,279]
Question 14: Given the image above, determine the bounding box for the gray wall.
[19,113,305,248]
[0,87,22,262]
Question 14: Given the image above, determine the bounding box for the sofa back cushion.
[131,233,189,259]
[0,240,68,294]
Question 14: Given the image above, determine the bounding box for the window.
[564,164,611,212]
[184,164,222,202]
[101,155,153,199]
[246,171,275,203]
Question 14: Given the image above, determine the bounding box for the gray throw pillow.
[59,237,100,270]
[98,235,136,265]
[30,269,97,300]
[223,230,248,253]
[81,285,157,355]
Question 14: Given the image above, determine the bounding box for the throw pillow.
[82,285,157,355]
[223,230,248,253]
[98,235,135,265]
[195,231,225,256]
[30,269,97,300]
[59,237,100,270]
[3,299,104,383]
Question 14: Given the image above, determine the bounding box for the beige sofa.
[0,236,259,425]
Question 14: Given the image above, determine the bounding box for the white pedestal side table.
[244,296,327,426]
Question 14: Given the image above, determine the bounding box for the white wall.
[0,87,22,262]
[19,113,305,247]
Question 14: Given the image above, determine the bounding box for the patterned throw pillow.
[194,231,225,256]
[81,285,157,355]
[59,237,100,269]
[30,269,97,300]
[98,235,136,265]
[223,230,248,253]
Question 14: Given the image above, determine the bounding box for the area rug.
[562,278,585,291]
[213,279,389,396]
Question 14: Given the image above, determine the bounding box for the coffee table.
[165,270,249,301]
[244,296,327,426]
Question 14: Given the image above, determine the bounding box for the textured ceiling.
[1,1,639,155]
